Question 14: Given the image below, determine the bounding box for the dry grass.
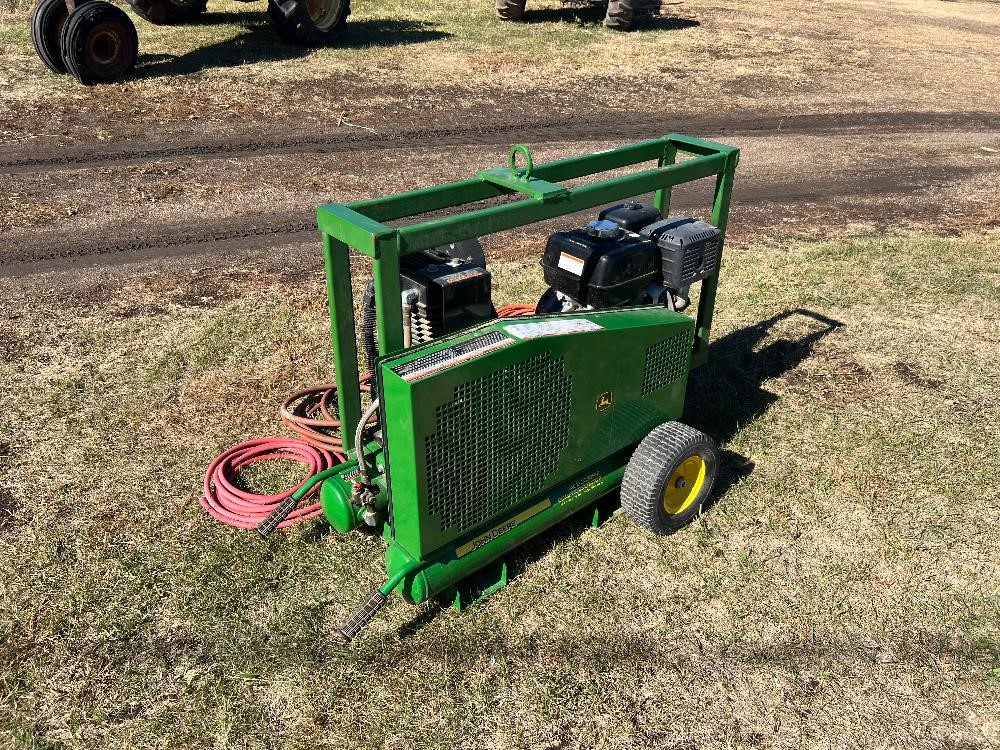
[1,230,998,748]
[2,0,1000,142]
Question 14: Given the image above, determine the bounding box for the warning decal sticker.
[503,318,604,340]
[557,253,585,276]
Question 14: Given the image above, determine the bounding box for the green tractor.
[30,0,348,84]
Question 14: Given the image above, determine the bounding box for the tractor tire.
[604,0,634,31]
[621,421,719,535]
[267,0,349,45]
[31,0,72,74]
[495,0,526,21]
[60,0,138,85]
[126,0,206,25]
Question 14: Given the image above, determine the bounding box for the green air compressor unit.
[261,134,739,639]
[378,307,695,604]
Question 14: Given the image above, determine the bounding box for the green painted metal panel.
[385,448,632,604]
[377,306,693,561]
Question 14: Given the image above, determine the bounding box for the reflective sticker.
[455,499,552,558]
[557,252,585,276]
[504,318,604,340]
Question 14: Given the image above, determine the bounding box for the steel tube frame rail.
[317,133,739,448]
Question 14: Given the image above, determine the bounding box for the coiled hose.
[280,375,373,451]
[496,303,537,317]
[200,438,344,530]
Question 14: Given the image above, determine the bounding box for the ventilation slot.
[423,352,572,535]
[641,330,692,395]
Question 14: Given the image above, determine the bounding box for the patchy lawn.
[1,230,997,748]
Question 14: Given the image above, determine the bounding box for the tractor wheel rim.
[662,455,706,515]
[304,0,341,28]
[86,21,132,76]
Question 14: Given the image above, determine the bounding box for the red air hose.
[497,303,537,317]
[280,374,373,451]
[200,438,344,530]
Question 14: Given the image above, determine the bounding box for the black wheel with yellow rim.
[621,421,718,534]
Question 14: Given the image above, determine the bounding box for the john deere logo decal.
[596,391,613,412]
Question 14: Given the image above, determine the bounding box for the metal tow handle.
[338,590,388,641]
[255,496,298,539]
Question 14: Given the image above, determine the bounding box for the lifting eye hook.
[508,143,534,180]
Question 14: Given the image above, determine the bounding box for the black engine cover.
[401,250,494,343]
[540,222,660,308]
[597,201,662,232]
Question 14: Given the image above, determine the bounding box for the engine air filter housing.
[641,216,721,291]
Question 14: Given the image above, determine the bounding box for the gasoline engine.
[359,202,722,366]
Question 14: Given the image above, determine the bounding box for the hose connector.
[255,496,298,538]
[338,590,387,641]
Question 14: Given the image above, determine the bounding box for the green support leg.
[373,238,405,356]
[323,234,363,448]
[693,150,738,366]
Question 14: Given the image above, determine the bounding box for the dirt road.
[2,109,999,274]
[2,0,999,278]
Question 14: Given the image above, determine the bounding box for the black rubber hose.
[360,281,378,374]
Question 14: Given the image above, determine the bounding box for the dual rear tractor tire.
[32,0,138,84]
[31,0,349,83]
[622,421,719,535]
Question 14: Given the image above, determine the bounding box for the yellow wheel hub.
[662,455,706,515]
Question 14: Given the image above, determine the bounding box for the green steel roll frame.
[318,133,740,449]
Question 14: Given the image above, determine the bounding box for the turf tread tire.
[31,0,71,74]
[267,0,349,46]
[125,0,206,25]
[621,421,718,535]
[60,1,138,85]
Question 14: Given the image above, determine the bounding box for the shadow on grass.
[683,308,844,443]
[133,18,452,79]
[519,0,700,31]
[397,308,842,638]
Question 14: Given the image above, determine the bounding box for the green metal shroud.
[315,134,739,606]
[379,307,693,602]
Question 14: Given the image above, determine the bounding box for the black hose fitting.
[338,589,387,641]
[255,496,298,538]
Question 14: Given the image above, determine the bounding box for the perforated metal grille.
[423,352,572,534]
[393,331,510,380]
[641,329,692,395]
[682,239,719,280]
